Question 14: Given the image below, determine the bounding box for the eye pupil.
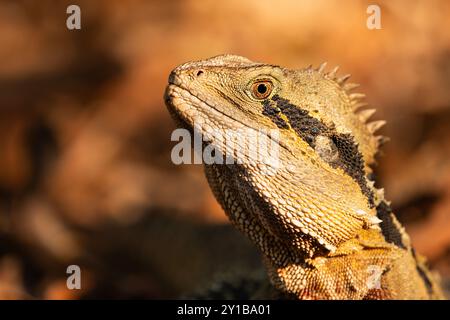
[257,84,267,94]
[251,81,273,99]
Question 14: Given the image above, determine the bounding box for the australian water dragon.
[164,54,444,299]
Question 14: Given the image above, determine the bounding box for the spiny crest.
[315,62,389,165]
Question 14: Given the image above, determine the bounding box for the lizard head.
[165,54,284,134]
[165,54,387,255]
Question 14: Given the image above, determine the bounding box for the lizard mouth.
[165,83,253,131]
[164,83,292,155]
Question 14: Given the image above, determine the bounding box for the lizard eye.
[251,81,273,100]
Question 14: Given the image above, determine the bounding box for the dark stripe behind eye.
[262,100,289,129]
[263,95,375,207]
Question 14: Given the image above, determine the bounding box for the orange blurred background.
[0,0,449,299]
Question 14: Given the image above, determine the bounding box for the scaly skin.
[164,54,445,299]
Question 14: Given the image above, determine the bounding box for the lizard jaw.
[165,84,290,153]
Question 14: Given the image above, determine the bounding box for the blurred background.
[0,0,449,299]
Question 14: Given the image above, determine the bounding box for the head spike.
[349,93,366,100]
[376,188,385,198]
[344,83,360,91]
[337,74,351,84]
[317,62,328,74]
[372,187,386,205]
[368,215,383,225]
[327,66,339,79]
[367,120,386,133]
[352,102,369,112]
[357,109,376,122]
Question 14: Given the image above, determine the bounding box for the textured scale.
[164,54,445,299]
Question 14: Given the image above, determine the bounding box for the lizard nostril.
[196,70,204,77]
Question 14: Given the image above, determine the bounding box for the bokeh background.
[0,0,449,299]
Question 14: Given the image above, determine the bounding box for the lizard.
[164,54,445,299]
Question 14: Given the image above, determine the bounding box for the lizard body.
[164,54,445,299]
